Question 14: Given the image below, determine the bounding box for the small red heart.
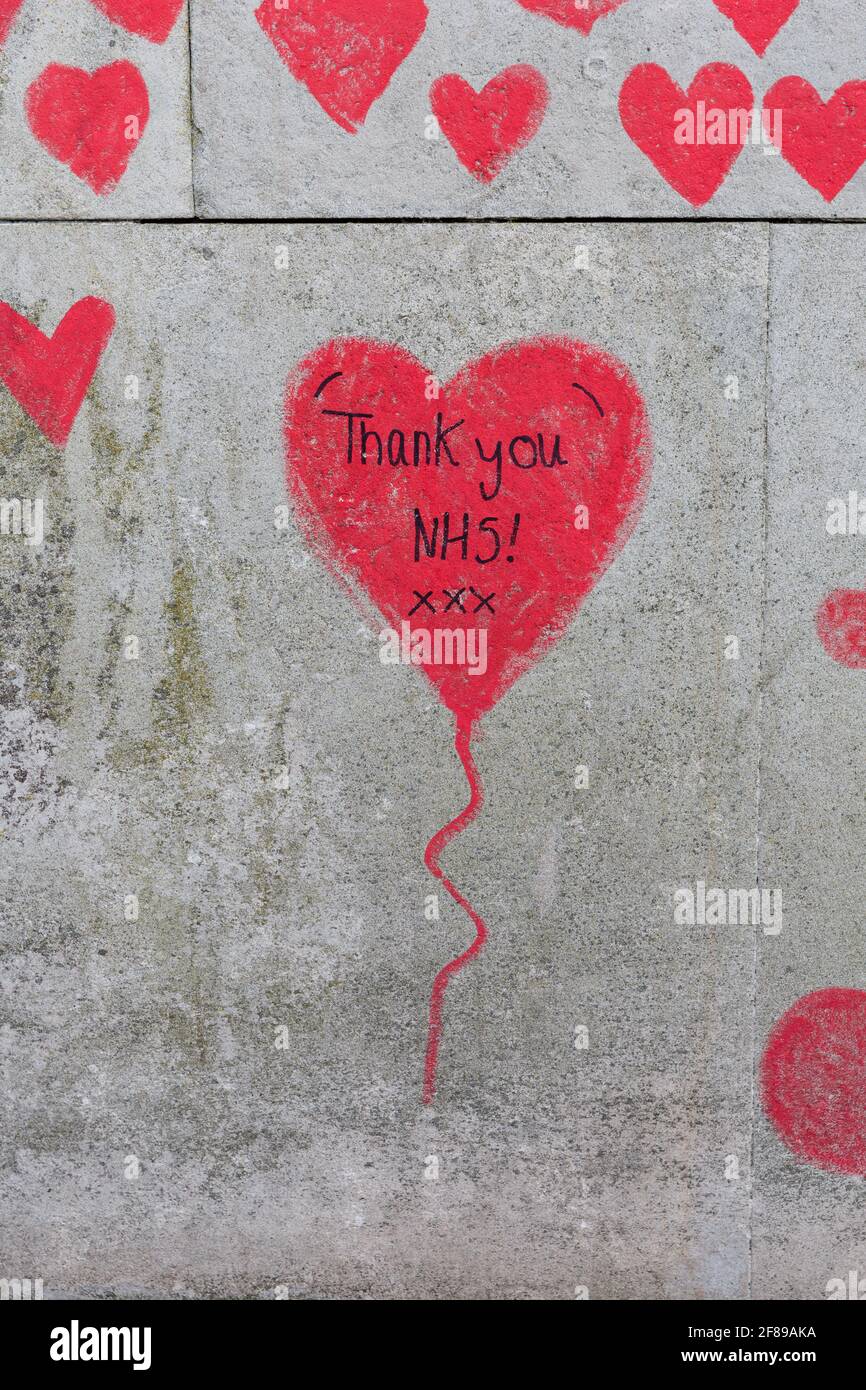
[87,0,185,43]
[0,0,25,46]
[761,989,866,1176]
[711,0,799,57]
[514,0,630,35]
[430,65,548,183]
[284,337,651,725]
[0,298,116,448]
[619,63,753,206]
[765,77,866,203]
[255,0,428,135]
[815,588,866,668]
[25,61,150,196]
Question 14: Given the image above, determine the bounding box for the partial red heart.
[25,61,150,196]
[255,0,428,135]
[619,63,753,206]
[765,77,866,203]
[284,337,651,724]
[761,988,866,1176]
[0,0,25,46]
[514,0,630,35]
[815,588,866,668]
[430,65,548,183]
[712,0,799,56]
[0,298,116,448]
[87,0,185,43]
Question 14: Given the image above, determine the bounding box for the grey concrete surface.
[751,226,866,1301]
[1,222,776,1298]
[0,0,192,217]
[191,0,866,218]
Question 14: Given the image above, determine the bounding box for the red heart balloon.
[712,0,799,56]
[619,63,753,207]
[816,588,866,668]
[430,65,549,183]
[765,78,866,203]
[88,0,185,43]
[761,988,866,1176]
[25,61,150,196]
[0,0,25,46]
[0,297,116,448]
[255,0,428,135]
[284,337,651,727]
[514,0,631,35]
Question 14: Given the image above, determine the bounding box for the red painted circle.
[761,988,866,1176]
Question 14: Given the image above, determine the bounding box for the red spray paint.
[0,297,116,448]
[255,0,428,135]
[815,588,866,668]
[284,337,651,1101]
[619,63,753,207]
[761,988,866,1176]
[712,0,800,56]
[26,61,150,196]
[514,0,631,36]
[88,0,185,43]
[764,78,866,203]
[430,65,549,183]
[0,0,24,46]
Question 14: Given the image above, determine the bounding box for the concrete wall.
[1,2,864,1301]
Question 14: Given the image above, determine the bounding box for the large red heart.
[711,0,799,56]
[762,989,866,1176]
[87,0,185,43]
[284,337,651,726]
[25,61,150,196]
[514,0,630,35]
[0,297,116,448]
[765,77,866,203]
[430,65,548,183]
[0,0,24,46]
[619,63,753,206]
[255,0,428,135]
[815,588,866,668]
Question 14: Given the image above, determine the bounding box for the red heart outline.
[514,0,631,36]
[284,336,651,724]
[430,65,549,183]
[255,0,428,135]
[765,77,866,203]
[25,61,150,196]
[0,297,116,448]
[711,0,800,57]
[619,63,754,206]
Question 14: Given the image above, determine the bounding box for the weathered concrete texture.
[751,226,866,1301]
[0,223,768,1297]
[191,0,866,218]
[0,0,192,217]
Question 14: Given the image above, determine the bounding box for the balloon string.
[422,712,487,1105]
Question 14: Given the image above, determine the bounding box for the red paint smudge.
[815,587,866,668]
[25,61,150,196]
[255,0,428,135]
[514,0,631,36]
[430,65,548,183]
[88,0,185,43]
[761,988,866,1176]
[0,297,116,448]
[712,0,800,56]
[422,714,486,1104]
[764,78,866,203]
[0,0,25,47]
[619,63,753,207]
